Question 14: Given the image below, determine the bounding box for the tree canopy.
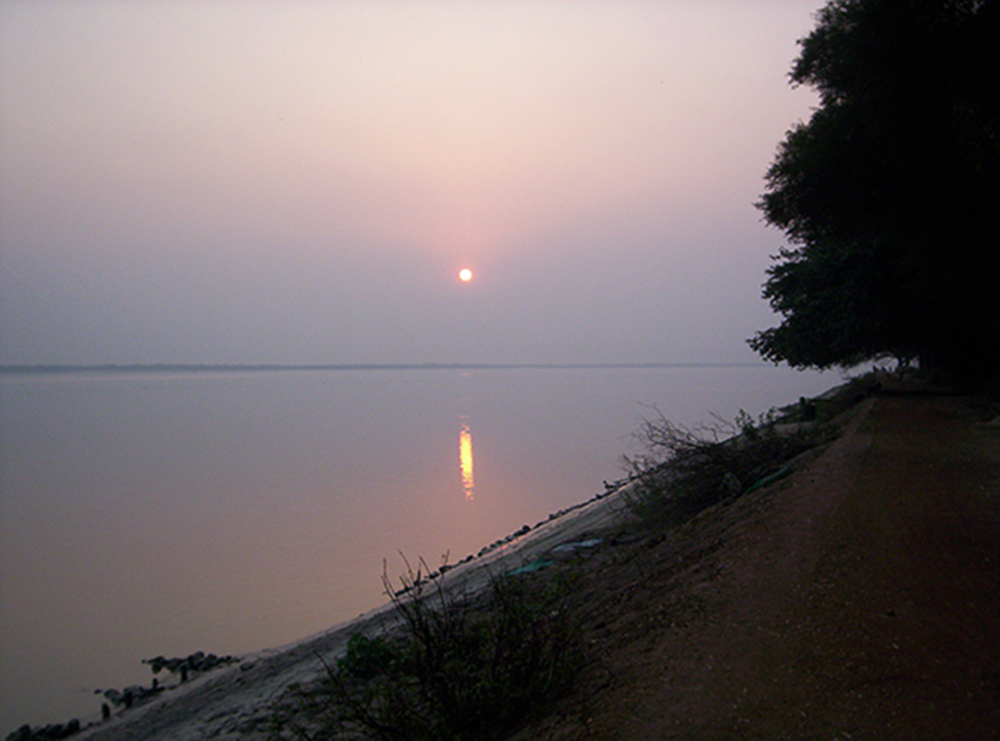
[750,0,1000,389]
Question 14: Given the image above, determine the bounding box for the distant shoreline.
[0,362,771,376]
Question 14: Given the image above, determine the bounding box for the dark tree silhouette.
[751,0,1000,389]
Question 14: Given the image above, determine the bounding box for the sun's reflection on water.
[459,417,475,501]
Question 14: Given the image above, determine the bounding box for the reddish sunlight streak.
[459,419,475,501]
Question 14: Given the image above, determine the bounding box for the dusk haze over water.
[0,2,851,733]
[5,2,999,737]
[0,1,823,367]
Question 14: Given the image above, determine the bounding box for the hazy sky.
[0,1,823,366]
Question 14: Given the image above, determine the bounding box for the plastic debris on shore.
[745,465,794,494]
[505,558,556,576]
[551,538,603,555]
[504,537,606,577]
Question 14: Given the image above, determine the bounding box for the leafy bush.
[270,557,581,740]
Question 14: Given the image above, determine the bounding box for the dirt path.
[521,390,1000,739]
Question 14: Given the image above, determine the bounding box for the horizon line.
[0,361,776,375]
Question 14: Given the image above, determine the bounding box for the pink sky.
[0,1,822,365]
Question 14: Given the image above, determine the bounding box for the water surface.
[0,365,837,730]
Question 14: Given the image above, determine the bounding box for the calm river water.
[0,364,838,730]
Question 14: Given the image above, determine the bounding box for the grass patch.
[270,557,582,740]
[622,403,831,526]
[621,376,888,526]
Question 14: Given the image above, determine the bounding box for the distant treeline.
[0,362,767,376]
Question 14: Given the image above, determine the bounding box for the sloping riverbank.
[511,384,1000,739]
[17,380,1000,740]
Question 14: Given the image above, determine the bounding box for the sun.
[458,268,473,282]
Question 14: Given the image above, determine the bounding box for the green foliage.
[623,407,823,525]
[748,241,914,369]
[339,634,398,681]
[752,0,1000,389]
[269,558,582,741]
